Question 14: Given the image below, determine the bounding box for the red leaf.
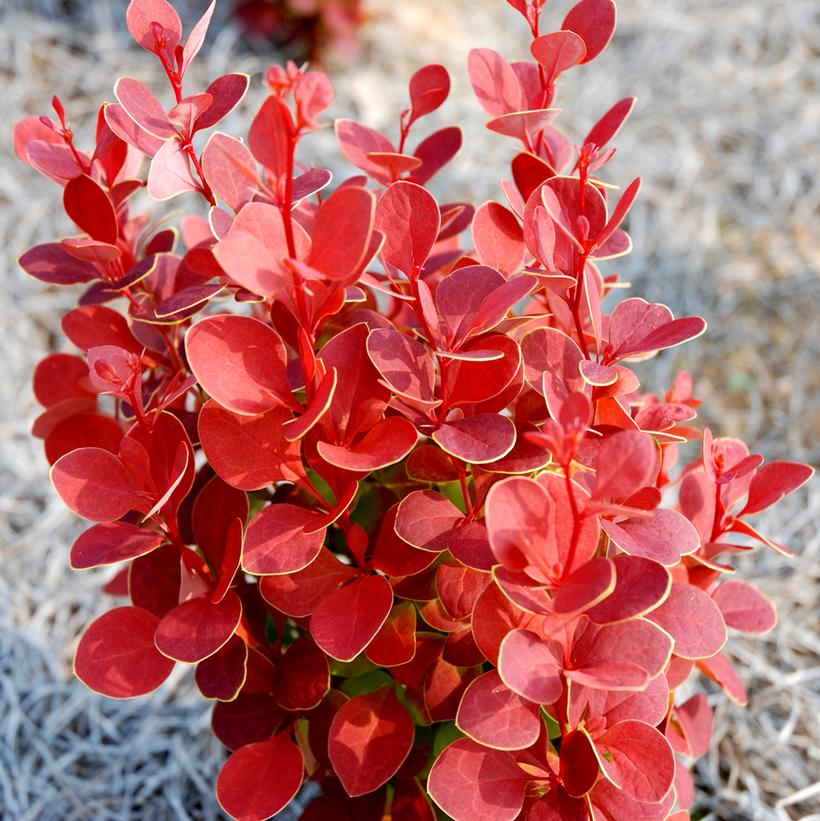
[248,95,292,179]
[366,601,418,667]
[198,401,305,491]
[52,447,143,522]
[19,243,97,286]
[649,583,727,660]
[741,461,814,515]
[186,315,295,415]
[273,636,329,710]
[375,181,440,275]
[154,590,242,663]
[498,629,562,704]
[307,186,377,282]
[673,693,713,758]
[328,686,415,797]
[195,634,248,701]
[411,126,463,185]
[596,720,675,803]
[408,64,450,124]
[583,97,636,151]
[259,548,356,618]
[243,503,326,575]
[560,728,600,797]
[428,738,530,821]
[586,555,671,624]
[216,734,304,821]
[394,490,462,553]
[711,580,777,634]
[317,416,418,472]
[433,414,516,464]
[70,521,163,569]
[310,574,394,661]
[456,670,541,751]
[74,606,174,698]
[486,476,551,571]
[562,0,617,63]
[44,412,124,465]
[195,73,249,131]
[64,175,118,244]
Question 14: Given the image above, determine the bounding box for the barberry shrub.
[15,0,813,818]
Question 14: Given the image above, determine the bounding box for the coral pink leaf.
[456,671,541,751]
[583,97,636,151]
[328,686,415,797]
[427,738,531,821]
[433,413,516,464]
[147,138,200,200]
[198,402,305,490]
[649,583,727,659]
[498,629,562,704]
[597,720,675,803]
[70,521,163,569]
[317,416,418,472]
[243,503,326,575]
[335,119,394,184]
[375,181,441,275]
[216,734,304,821]
[104,102,163,156]
[126,0,182,55]
[467,48,523,117]
[367,328,436,403]
[181,0,215,73]
[186,314,295,415]
[712,580,777,634]
[586,556,671,624]
[195,634,247,701]
[52,447,143,522]
[579,359,618,386]
[114,77,176,140]
[201,132,259,212]
[560,728,600,797]
[310,574,394,661]
[561,0,617,64]
[472,201,526,276]
[554,557,615,615]
[64,175,118,244]
[674,693,713,758]
[307,186,376,281]
[531,31,587,79]
[19,243,98,286]
[74,606,175,698]
[154,590,242,663]
[697,651,748,706]
[741,461,814,516]
[408,64,450,124]
[486,476,551,570]
[565,660,649,691]
[602,508,700,566]
[592,429,658,500]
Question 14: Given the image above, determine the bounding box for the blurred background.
[1,0,817,818]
